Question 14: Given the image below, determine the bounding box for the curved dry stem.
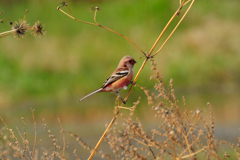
[87,1,194,159]
[57,7,96,25]
[57,1,195,159]
[57,6,146,56]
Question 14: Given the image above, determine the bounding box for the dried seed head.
[31,21,46,37]
[223,152,230,158]
[12,19,29,38]
[60,1,68,7]
[95,6,100,10]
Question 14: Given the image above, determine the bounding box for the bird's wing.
[101,68,129,89]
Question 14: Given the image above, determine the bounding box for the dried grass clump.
[0,65,239,160]
[0,109,111,160]
[1,63,238,160]
[104,60,240,159]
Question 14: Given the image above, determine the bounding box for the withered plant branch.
[31,108,37,160]
[130,123,156,159]
[16,125,31,159]
[131,137,153,147]
[152,0,195,57]
[172,140,177,159]
[186,114,199,138]
[57,7,96,25]
[90,1,194,159]
[0,18,10,23]
[0,10,28,37]
[178,134,203,158]
[19,9,28,28]
[57,5,146,56]
[178,148,205,159]
[57,1,195,159]
[179,114,199,158]
[0,28,17,37]
[0,117,22,155]
[0,9,44,38]
[57,117,66,158]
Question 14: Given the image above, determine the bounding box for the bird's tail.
[78,88,102,102]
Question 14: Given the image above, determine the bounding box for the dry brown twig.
[57,116,66,158]
[57,0,195,159]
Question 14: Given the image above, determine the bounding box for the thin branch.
[179,148,205,159]
[57,1,195,159]
[88,0,195,158]
[57,117,66,158]
[57,6,146,56]
[0,29,16,37]
[57,7,96,25]
[87,116,117,160]
[31,108,37,160]
[152,0,195,57]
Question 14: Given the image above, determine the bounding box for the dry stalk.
[57,116,66,158]
[57,1,195,159]
[30,108,37,160]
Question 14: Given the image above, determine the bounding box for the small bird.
[79,55,137,103]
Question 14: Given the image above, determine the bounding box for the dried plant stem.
[178,148,205,159]
[31,108,37,160]
[57,117,66,157]
[181,115,199,158]
[148,8,178,56]
[57,6,146,56]
[0,29,16,37]
[87,115,118,160]
[152,0,195,57]
[88,2,194,159]
[57,7,96,25]
[57,1,195,159]
[88,57,148,159]
[179,134,203,158]
[186,114,198,138]
[172,140,177,159]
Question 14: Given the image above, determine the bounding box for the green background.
[0,0,239,159]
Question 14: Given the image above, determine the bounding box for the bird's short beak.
[134,60,137,64]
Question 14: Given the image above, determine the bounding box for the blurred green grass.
[0,0,240,126]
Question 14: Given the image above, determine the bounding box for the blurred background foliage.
[0,0,239,147]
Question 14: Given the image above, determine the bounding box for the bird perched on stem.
[79,55,137,103]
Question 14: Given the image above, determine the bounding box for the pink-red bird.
[79,55,137,103]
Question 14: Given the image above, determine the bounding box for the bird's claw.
[131,81,136,85]
[120,98,127,104]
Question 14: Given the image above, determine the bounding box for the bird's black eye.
[129,60,133,63]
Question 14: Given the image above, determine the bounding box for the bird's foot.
[120,97,127,104]
[131,81,136,85]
